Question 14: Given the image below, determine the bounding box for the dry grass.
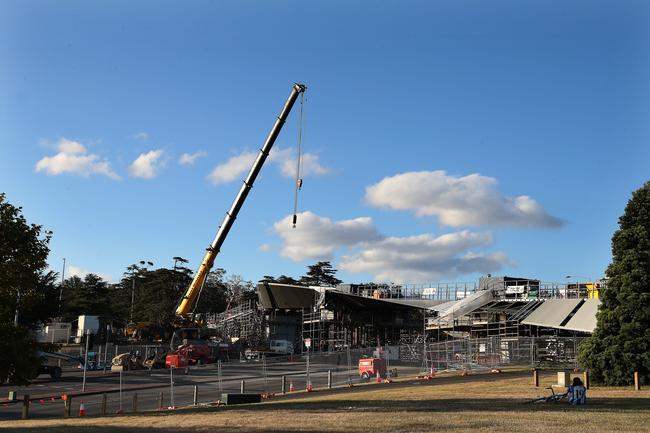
[2,373,649,433]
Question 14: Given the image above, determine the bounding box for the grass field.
[2,372,649,433]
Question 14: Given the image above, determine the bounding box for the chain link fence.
[1,346,421,420]
[413,336,585,372]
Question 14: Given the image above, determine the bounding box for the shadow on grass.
[3,397,650,433]
[241,396,650,413]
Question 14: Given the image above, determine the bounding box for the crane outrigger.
[175,83,307,319]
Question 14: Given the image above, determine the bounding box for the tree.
[261,274,301,285]
[299,261,342,287]
[225,274,255,302]
[60,274,112,322]
[0,193,53,325]
[578,182,650,385]
[0,323,41,385]
[0,193,54,383]
[195,269,229,315]
[122,267,184,326]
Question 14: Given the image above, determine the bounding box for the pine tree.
[578,182,650,385]
[299,261,343,287]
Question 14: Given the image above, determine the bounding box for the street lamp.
[129,260,154,324]
[565,275,593,282]
[59,258,66,316]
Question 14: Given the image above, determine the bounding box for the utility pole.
[130,277,136,324]
[59,258,66,316]
[14,289,20,325]
[130,261,153,324]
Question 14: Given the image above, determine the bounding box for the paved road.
[1,358,406,420]
[1,366,532,421]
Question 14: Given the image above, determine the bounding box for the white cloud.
[273,211,382,261]
[271,210,510,283]
[57,138,86,155]
[129,149,166,179]
[35,138,120,180]
[206,147,330,185]
[67,265,113,283]
[207,151,257,184]
[134,132,150,141]
[258,243,272,252]
[270,148,330,178]
[179,151,207,166]
[365,170,562,228]
[340,231,509,283]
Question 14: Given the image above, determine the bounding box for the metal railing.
[343,280,606,302]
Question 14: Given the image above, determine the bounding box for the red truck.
[358,358,386,380]
[165,340,214,368]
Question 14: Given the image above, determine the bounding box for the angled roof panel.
[561,299,600,333]
[521,299,582,327]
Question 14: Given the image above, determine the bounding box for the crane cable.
[292,92,305,228]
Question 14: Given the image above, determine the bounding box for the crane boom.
[175,83,307,318]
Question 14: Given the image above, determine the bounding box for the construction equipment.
[358,358,386,381]
[111,352,144,371]
[34,352,83,380]
[175,83,307,319]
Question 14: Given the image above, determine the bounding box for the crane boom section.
[175,83,307,318]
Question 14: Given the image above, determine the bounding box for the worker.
[567,377,587,405]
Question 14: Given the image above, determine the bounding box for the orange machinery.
[358,358,386,380]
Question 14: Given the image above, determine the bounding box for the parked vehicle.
[269,339,294,355]
[358,357,386,380]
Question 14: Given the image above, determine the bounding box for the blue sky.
[1,0,648,285]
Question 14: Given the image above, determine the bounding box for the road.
[1,357,407,420]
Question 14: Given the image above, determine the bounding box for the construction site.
[205,274,602,368]
[23,83,607,378]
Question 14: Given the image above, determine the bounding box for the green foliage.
[261,274,302,285]
[195,269,229,314]
[0,193,56,383]
[300,261,343,287]
[60,274,112,321]
[578,182,650,385]
[18,270,59,326]
[0,323,42,385]
[128,267,185,326]
[0,193,53,325]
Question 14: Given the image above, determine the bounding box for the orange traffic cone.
[376,371,381,383]
[79,400,85,417]
[289,381,295,392]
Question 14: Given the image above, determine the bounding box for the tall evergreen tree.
[260,274,301,285]
[195,269,229,315]
[578,182,650,385]
[300,261,343,287]
[60,274,112,321]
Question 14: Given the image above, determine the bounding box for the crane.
[175,83,307,319]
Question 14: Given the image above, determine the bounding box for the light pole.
[565,275,593,282]
[59,258,66,316]
[130,260,153,324]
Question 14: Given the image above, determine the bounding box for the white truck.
[269,339,294,355]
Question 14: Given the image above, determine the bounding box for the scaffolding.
[300,308,347,353]
[205,297,265,347]
[423,335,584,371]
